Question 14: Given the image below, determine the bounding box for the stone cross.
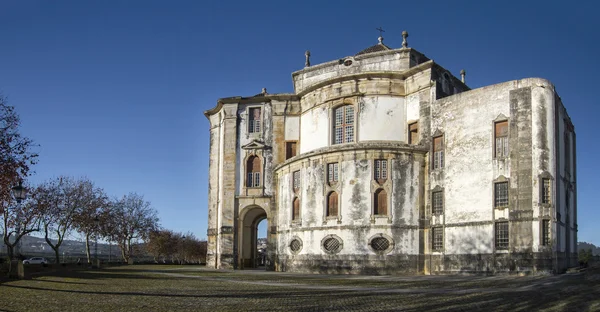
[376,27,385,44]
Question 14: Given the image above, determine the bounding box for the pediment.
[241,140,270,150]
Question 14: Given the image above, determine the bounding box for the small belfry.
[204,30,577,275]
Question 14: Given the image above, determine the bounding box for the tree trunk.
[85,233,91,264]
[6,244,14,261]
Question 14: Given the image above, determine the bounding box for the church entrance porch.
[238,206,267,269]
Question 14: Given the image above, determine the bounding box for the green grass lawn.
[0,265,599,311]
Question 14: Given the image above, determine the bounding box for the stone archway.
[239,206,267,269]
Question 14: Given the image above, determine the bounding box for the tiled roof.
[355,43,391,56]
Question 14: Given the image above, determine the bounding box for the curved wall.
[275,144,426,273]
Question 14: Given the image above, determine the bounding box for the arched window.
[292,197,300,221]
[246,156,261,187]
[374,189,388,215]
[327,191,338,217]
[333,105,354,144]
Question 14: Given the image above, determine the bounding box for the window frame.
[494,181,509,208]
[327,162,339,184]
[541,178,551,205]
[285,141,298,160]
[432,227,444,251]
[333,105,355,145]
[292,170,300,192]
[248,107,262,134]
[541,219,551,246]
[408,122,419,145]
[246,155,262,188]
[292,197,300,222]
[374,159,388,184]
[494,120,509,158]
[326,191,339,217]
[432,190,444,215]
[432,135,444,169]
[373,188,388,216]
[495,221,509,250]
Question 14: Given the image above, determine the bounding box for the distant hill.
[578,242,599,256]
[0,234,121,260]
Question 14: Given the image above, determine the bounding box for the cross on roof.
[376,27,385,37]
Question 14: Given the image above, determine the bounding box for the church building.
[204,31,577,274]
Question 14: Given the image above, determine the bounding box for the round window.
[369,234,394,254]
[371,237,390,251]
[289,238,302,253]
[322,236,342,254]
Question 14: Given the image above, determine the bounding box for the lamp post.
[181,236,186,265]
[11,182,28,257]
[94,216,99,268]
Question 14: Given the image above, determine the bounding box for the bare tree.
[71,182,108,264]
[104,193,159,263]
[0,96,37,214]
[2,190,43,260]
[1,96,39,255]
[35,176,95,263]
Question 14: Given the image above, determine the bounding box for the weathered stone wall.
[292,49,413,94]
[275,143,426,274]
[427,78,574,274]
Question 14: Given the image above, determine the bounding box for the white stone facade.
[204,37,577,274]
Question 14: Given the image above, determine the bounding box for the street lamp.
[94,216,99,268]
[11,181,28,257]
[181,236,186,265]
[11,182,27,203]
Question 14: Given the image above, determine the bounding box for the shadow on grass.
[2,282,598,312]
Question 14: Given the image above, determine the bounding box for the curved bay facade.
[204,33,577,274]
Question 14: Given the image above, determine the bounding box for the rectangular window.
[374,159,387,183]
[494,182,509,208]
[433,136,444,169]
[541,219,550,246]
[293,171,300,190]
[248,108,261,133]
[285,142,297,160]
[327,163,339,183]
[541,178,551,204]
[254,172,260,187]
[334,105,354,144]
[247,173,253,187]
[495,121,509,158]
[495,221,509,250]
[409,122,419,145]
[432,191,443,215]
[432,227,443,251]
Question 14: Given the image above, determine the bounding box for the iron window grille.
[494,182,509,208]
[495,221,509,250]
[432,227,444,251]
[432,191,443,215]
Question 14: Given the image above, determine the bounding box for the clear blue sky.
[1,1,598,245]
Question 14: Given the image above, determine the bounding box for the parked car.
[23,257,48,265]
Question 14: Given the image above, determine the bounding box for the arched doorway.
[239,206,267,269]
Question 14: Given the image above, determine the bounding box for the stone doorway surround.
[238,205,267,269]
